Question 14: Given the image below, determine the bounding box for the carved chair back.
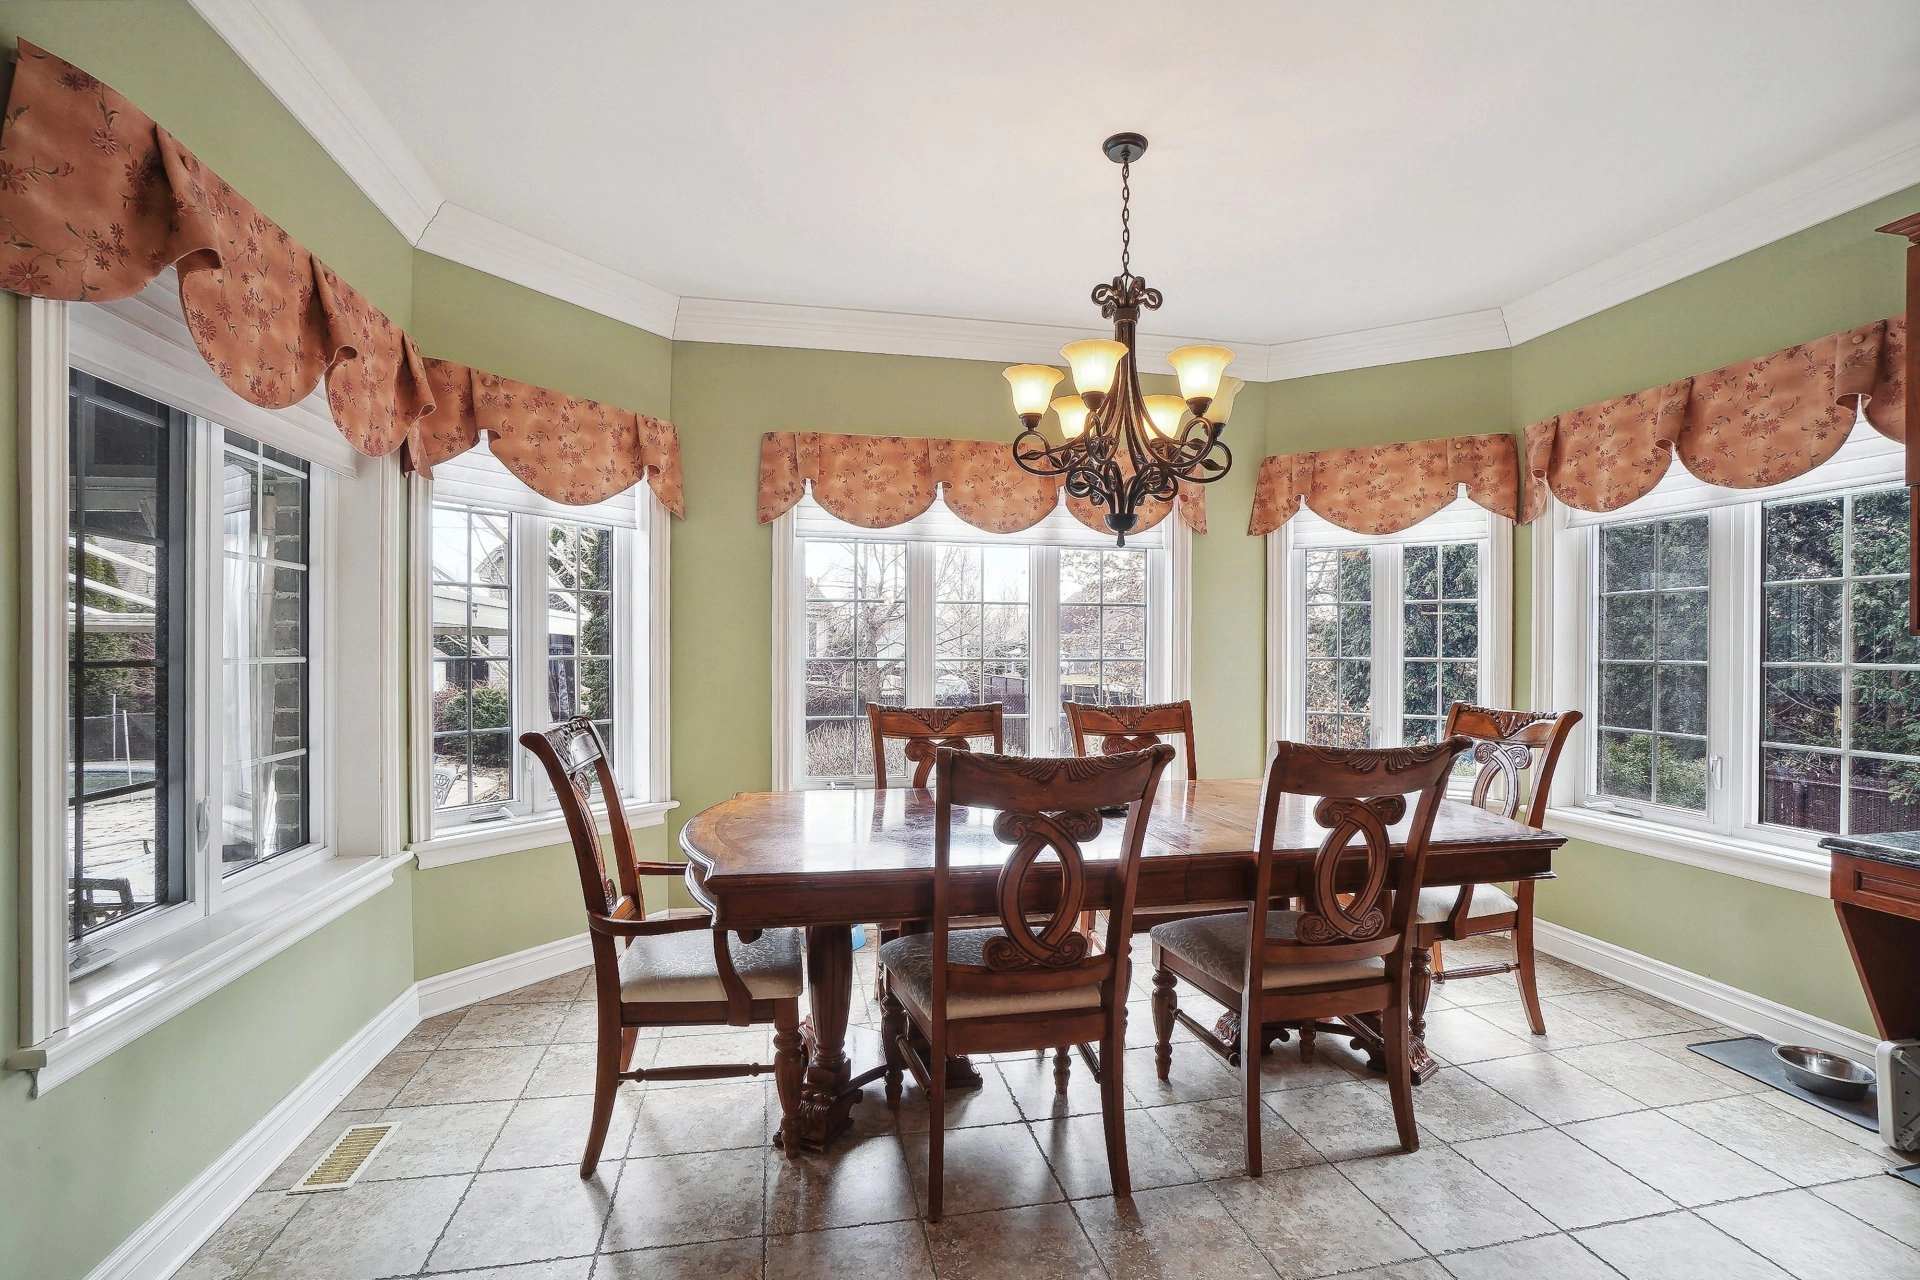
[1065,699,1199,780]
[1246,738,1470,977]
[929,746,1175,1019]
[1442,704,1582,829]
[867,703,1004,789]
[522,719,647,927]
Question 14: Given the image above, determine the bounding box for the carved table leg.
[787,923,858,1152]
[1407,944,1440,1084]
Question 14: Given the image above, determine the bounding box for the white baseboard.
[1534,920,1878,1061]
[89,986,419,1280]
[416,932,592,1018]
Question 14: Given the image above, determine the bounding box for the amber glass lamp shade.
[1167,344,1234,417]
[1052,394,1091,439]
[1060,339,1127,408]
[1004,365,1065,427]
[1143,395,1187,439]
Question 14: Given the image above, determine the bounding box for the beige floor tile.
[1028,1110,1200,1198]
[1813,1174,1920,1247]
[173,1190,303,1280]
[1456,1127,1674,1229]
[484,968,590,1005]
[1661,1094,1892,1184]
[997,1049,1108,1120]
[601,1148,766,1251]
[648,1028,774,1073]
[252,1175,468,1280]
[1339,1144,1553,1254]
[1699,1187,1920,1279]
[259,1109,382,1192]
[1339,1262,1449,1280]
[1575,1209,1792,1279]
[428,1164,616,1271]
[429,1262,593,1280]
[365,1101,513,1180]
[1262,1079,1410,1163]
[1210,1163,1425,1279]
[1552,1039,1751,1107]
[765,1131,919,1233]
[1420,1008,1540,1066]
[1400,1067,1545,1143]
[1075,1183,1277,1279]
[626,1079,773,1157]
[766,1219,933,1279]
[391,1046,545,1106]
[552,1002,603,1044]
[1462,1054,1638,1125]
[395,1009,465,1054]
[1562,1110,1788,1207]
[1549,989,1711,1039]
[486,1091,641,1170]
[1530,955,1623,997]
[594,1236,765,1278]
[1125,1043,1250,1107]
[899,1121,1065,1216]
[1634,1032,1771,1094]
[1466,998,1621,1050]
[338,1049,428,1111]
[922,1201,1107,1280]
[1144,1097,1320,1180]
[1436,1232,1620,1280]
[522,1042,605,1098]
[1257,1032,1375,1090]
[1749,1086,1907,1159]
[888,1062,1029,1132]
[441,1002,569,1050]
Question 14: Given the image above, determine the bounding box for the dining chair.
[879,744,1175,1220]
[522,719,807,1178]
[866,702,1006,996]
[1149,735,1470,1174]
[1416,703,1581,1035]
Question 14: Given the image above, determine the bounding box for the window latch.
[195,799,210,851]
[465,806,517,825]
[1708,754,1724,791]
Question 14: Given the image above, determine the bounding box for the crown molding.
[1504,108,1920,344]
[187,0,443,242]
[1263,309,1511,380]
[417,203,681,339]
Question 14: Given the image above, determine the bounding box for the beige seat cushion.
[617,922,804,1004]
[879,928,1102,1020]
[1415,884,1518,925]
[1150,911,1386,992]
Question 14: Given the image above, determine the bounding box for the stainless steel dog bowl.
[1773,1044,1874,1101]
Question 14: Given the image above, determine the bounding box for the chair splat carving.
[1065,700,1199,780]
[867,703,1004,789]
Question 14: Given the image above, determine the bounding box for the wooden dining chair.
[1149,736,1469,1174]
[879,744,1175,1220]
[1416,703,1582,1035]
[522,719,807,1178]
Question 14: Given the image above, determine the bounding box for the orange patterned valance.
[1247,433,1520,536]
[1520,316,1906,521]
[0,41,683,513]
[757,432,1208,536]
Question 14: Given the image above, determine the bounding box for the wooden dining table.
[679,776,1565,1152]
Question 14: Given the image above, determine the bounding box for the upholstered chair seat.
[1414,884,1517,924]
[879,929,1103,1019]
[1149,912,1388,990]
[618,925,805,1004]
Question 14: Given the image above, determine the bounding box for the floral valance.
[1247,432,1520,536]
[0,41,683,514]
[1520,316,1906,521]
[757,432,1209,536]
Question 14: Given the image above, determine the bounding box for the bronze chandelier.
[1003,132,1236,546]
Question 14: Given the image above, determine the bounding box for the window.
[778,497,1185,787]
[1542,422,1919,873]
[414,444,667,849]
[1273,500,1510,753]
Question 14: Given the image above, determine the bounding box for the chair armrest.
[588,913,711,939]
[633,861,688,876]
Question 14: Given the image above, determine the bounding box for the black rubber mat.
[1687,1035,1878,1132]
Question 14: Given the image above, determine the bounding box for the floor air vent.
[290,1122,397,1193]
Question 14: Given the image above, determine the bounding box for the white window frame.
[405,467,675,868]
[771,495,1192,789]
[1533,419,1904,897]
[12,279,409,1094]
[1267,498,1514,754]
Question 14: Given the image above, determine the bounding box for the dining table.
[679,776,1566,1152]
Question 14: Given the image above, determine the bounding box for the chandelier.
[1003,132,1235,546]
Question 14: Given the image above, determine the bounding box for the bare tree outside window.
[1059,547,1148,748]
[1303,547,1373,747]
[804,540,906,777]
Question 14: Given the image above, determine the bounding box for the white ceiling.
[274,0,1920,356]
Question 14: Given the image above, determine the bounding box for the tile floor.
[180,936,1920,1280]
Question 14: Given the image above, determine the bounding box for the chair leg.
[1430,939,1444,977]
[618,1025,640,1074]
[1151,965,1177,1082]
[1513,882,1547,1036]
[1243,999,1264,1177]
[1100,1025,1131,1198]
[881,988,907,1111]
[927,1041,948,1223]
[1384,995,1419,1153]
[772,1001,805,1153]
[1054,1044,1072,1093]
[874,924,901,1002]
[580,1016,623,1179]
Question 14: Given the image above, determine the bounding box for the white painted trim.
[1165,513,1194,704]
[1533,920,1876,1061]
[84,985,419,1280]
[645,495,674,808]
[1265,526,1296,748]
[768,510,801,792]
[1504,109,1920,344]
[417,203,680,339]
[9,854,412,1095]
[1541,805,1830,897]
[410,800,675,870]
[416,931,593,1018]
[185,0,443,242]
[1262,309,1511,381]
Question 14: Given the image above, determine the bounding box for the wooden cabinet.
[1827,842,1920,1040]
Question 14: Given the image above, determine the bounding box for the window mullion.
[1031,546,1061,754]
[1714,504,1748,835]
[517,514,549,812]
[905,542,935,707]
[189,418,222,915]
[1374,544,1400,747]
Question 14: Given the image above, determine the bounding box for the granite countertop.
[1820,830,1920,868]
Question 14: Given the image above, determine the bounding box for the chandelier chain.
[1119,158,1131,281]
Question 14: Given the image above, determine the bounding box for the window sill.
[7,852,412,1096]
[1543,805,1829,897]
[410,799,678,870]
